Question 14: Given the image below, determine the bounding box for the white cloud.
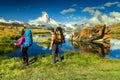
[117,3,120,7]
[65,14,82,22]
[0,18,7,23]
[82,7,95,15]
[82,6,105,15]
[82,1,120,15]
[82,5,105,15]
[64,23,76,30]
[68,11,120,30]
[82,11,120,26]
[81,1,120,26]
[60,8,76,14]
[110,12,120,19]
[110,39,120,50]
[89,10,102,23]
[92,6,105,9]
[72,4,77,7]
[104,1,119,7]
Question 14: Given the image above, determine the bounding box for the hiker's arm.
[50,35,55,49]
[15,36,24,46]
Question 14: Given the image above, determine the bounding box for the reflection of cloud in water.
[65,34,70,39]
[42,47,48,50]
[64,32,74,39]
[110,39,120,50]
[106,39,120,59]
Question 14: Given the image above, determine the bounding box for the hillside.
[109,23,120,39]
[110,23,120,33]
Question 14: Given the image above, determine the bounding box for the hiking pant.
[21,47,28,63]
[52,43,61,63]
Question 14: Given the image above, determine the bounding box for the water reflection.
[70,41,110,58]
[9,35,78,58]
[9,42,51,58]
[7,34,120,59]
[106,39,120,59]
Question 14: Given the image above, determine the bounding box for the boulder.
[70,24,110,43]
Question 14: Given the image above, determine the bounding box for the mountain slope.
[28,12,59,27]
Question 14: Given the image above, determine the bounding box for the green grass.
[1,51,120,80]
[0,46,13,54]
[0,35,15,54]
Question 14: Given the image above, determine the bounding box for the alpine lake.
[0,33,120,60]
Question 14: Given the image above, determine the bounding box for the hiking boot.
[23,62,29,66]
[22,61,26,64]
[58,58,62,62]
[58,60,62,62]
[51,62,55,64]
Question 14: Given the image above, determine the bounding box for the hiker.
[14,29,33,66]
[49,27,64,64]
[21,29,33,65]
[14,29,27,65]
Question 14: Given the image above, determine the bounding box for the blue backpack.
[23,29,33,47]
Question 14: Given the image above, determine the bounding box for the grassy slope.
[110,23,120,39]
[0,51,120,80]
[110,23,120,33]
[1,24,120,79]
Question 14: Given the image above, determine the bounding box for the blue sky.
[0,0,120,23]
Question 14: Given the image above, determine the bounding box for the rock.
[70,24,110,43]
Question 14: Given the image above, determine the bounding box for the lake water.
[106,39,120,59]
[8,34,120,59]
[8,35,79,58]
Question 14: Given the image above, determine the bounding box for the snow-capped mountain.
[28,12,59,28]
[0,12,84,30]
[0,18,23,24]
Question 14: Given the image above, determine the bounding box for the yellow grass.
[0,26,50,38]
[31,28,49,33]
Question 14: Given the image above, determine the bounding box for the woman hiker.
[14,29,28,66]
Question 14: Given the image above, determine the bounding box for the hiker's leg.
[52,44,56,63]
[21,48,26,62]
[24,47,28,63]
[57,53,61,62]
[57,45,61,62]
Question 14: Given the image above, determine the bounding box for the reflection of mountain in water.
[33,34,50,48]
[70,41,110,58]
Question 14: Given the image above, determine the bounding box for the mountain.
[28,12,79,30]
[0,18,23,24]
[28,12,82,30]
[28,12,59,28]
[0,12,85,30]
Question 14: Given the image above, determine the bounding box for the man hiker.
[49,28,61,64]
